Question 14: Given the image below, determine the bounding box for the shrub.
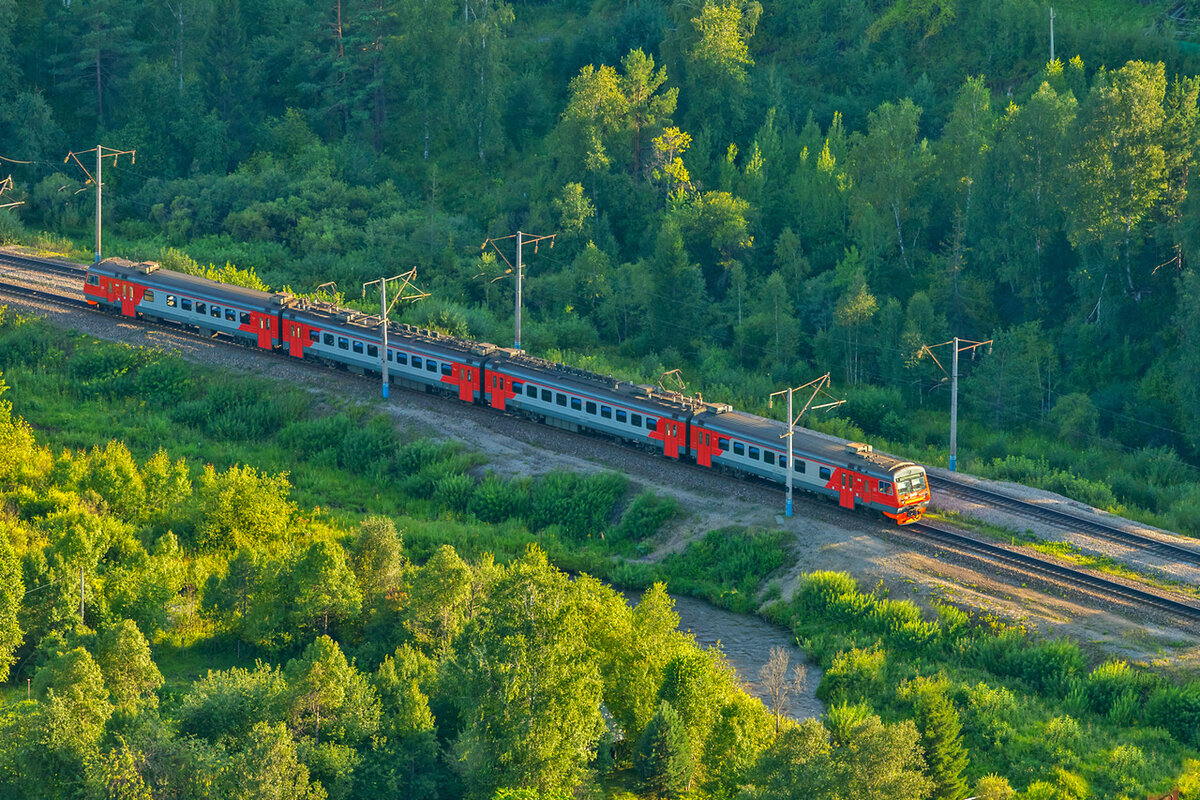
[468,474,527,523]
[527,471,627,539]
[433,474,474,512]
[612,491,679,543]
[820,647,886,704]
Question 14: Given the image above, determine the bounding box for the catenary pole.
[918,337,992,473]
[362,270,429,399]
[63,145,136,264]
[481,230,556,352]
[769,374,843,518]
[515,231,522,350]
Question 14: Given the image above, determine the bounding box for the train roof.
[285,301,494,359]
[492,350,710,418]
[695,407,920,474]
[91,258,290,309]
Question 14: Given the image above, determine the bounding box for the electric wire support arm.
[769,373,845,518]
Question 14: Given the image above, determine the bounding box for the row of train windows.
[509,381,657,430]
[150,291,251,325]
[722,438,810,474]
[380,348,453,376]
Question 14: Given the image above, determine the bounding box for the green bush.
[433,473,474,511]
[612,491,680,543]
[527,471,627,539]
[468,474,527,523]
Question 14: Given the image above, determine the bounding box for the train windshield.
[895,467,927,494]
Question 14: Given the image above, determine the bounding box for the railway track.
[0,250,87,279]
[931,474,1200,566]
[2,252,1199,625]
[908,519,1200,621]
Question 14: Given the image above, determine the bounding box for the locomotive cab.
[893,465,929,524]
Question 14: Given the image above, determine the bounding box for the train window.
[586,401,597,415]
[240,311,251,324]
[211,305,221,317]
[181,299,192,311]
[195,302,206,315]
[748,447,760,460]
[879,481,891,495]
[718,438,728,451]
[601,405,612,419]
[779,456,786,469]
[386,350,393,362]
[764,451,775,465]
[426,360,437,373]
[166,294,176,307]
[526,384,537,398]
[309,329,319,342]
[733,442,745,456]
[539,389,550,402]
[631,413,642,427]
[616,410,627,423]
[86,274,99,286]
[397,352,408,365]
[646,416,657,430]
[556,393,567,407]
[571,397,582,411]
[353,341,364,354]
[412,356,422,369]
[512,381,523,394]
[794,460,806,474]
[441,363,452,376]
[819,467,832,481]
[225,309,237,322]
[323,333,334,346]
[336,337,347,350]
[143,290,155,302]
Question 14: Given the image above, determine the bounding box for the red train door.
[839,472,855,509]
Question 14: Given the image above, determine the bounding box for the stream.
[624,591,825,721]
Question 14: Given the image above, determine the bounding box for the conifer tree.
[635,701,694,798]
[915,689,970,800]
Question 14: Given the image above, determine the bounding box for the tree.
[758,645,808,737]
[355,645,441,799]
[743,707,934,800]
[284,636,380,746]
[851,98,932,273]
[291,540,363,636]
[95,619,163,715]
[350,516,406,601]
[635,701,693,798]
[0,525,21,682]
[914,689,970,800]
[834,247,878,385]
[227,722,328,800]
[405,544,474,654]
[700,694,774,796]
[451,545,604,799]
[989,79,1077,315]
[196,464,294,550]
[1068,60,1168,307]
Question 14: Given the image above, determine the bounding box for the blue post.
[785,498,792,518]
[948,454,956,472]
[382,384,389,399]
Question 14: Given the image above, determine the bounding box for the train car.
[85,258,289,350]
[691,406,929,523]
[281,301,492,402]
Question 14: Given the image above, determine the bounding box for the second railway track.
[931,474,1200,567]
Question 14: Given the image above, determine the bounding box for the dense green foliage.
[6,0,1200,531]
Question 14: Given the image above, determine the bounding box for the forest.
[6,0,1200,797]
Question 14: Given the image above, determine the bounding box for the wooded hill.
[4,3,1200,514]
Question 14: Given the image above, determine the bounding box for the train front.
[892,465,930,524]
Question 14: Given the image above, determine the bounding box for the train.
[83,257,930,524]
